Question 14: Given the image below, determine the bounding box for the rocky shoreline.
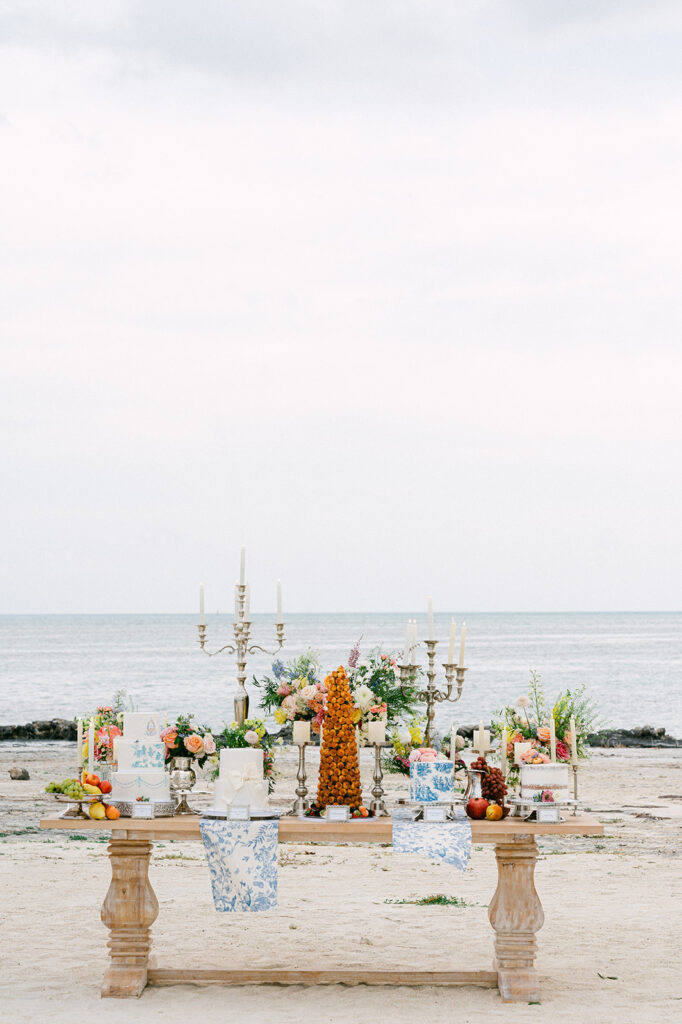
[0,718,679,747]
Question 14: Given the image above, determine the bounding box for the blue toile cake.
[409,760,455,803]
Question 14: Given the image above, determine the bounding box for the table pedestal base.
[489,837,544,1003]
[101,839,158,998]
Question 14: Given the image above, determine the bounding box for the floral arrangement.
[382,716,426,774]
[347,643,420,741]
[209,717,277,793]
[493,671,599,778]
[79,690,132,763]
[159,714,216,769]
[254,653,328,733]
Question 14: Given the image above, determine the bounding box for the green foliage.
[349,647,421,725]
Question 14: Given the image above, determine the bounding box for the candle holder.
[197,581,285,725]
[292,743,310,816]
[370,742,391,816]
[400,641,468,748]
[572,763,579,814]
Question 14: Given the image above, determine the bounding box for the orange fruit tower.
[316,666,363,808]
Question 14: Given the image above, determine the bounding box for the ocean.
[1,612,680,736]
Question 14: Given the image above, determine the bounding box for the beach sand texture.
[0,744,680,1023]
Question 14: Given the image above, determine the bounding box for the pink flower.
[184,734,204,755]
[244,729,259,745]
[390,659,397,667]
[555,741,570,761]
[536,726,551,743]
[160,727,178,748]
[277,683,291,696]
[419,750,438,762]
[381,654,388,660]
[203,734,216,755]
[537,753,550,763]
[109,725,121,739]
[409,749,422,763]
[541,790,555,803]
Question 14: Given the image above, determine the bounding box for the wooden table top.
[39,812,603,844]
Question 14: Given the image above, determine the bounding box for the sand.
[0,742,680,1023]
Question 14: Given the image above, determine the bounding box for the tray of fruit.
[463,755,510,821]
[46,774,121,820]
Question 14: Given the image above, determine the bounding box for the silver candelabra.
[400,639,468,748]
[197,579,285,725]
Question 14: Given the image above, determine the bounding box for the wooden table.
[40,813,603,1002]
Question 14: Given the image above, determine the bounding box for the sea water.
[1,612,680,736]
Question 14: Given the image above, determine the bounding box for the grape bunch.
[46,778,86,799]
[470,756,508,803]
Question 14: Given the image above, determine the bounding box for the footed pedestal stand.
[488,836,544,1002]
[101,838,159,997]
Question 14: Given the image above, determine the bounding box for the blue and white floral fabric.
[199,819,278,912]
[409,761,455,802]
[392,820,471,871]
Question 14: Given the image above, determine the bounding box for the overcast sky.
[1,1,681,614]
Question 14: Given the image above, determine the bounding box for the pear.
[89,802,106,820]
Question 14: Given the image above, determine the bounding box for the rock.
[587,727,680,749]
[8,767,30,780]
[0,718,77,742]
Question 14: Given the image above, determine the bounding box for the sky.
[1,1,681,614]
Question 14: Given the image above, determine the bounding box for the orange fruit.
[105,805,120,820]
[485,804,503,821]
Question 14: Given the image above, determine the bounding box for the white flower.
[352,684,375,713]
[516,696,531,708]
[244,729,259,745]
[396,726,411,745]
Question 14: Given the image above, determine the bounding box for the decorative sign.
[228,804,251,821]
[326,805,350,822]
[535,805,560,823]
[423,805,448,823]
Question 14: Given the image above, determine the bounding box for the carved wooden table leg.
[101,838,159,997]
[488,837,544,1003]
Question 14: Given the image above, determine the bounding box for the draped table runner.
[199,819,278,911]
[392,819,472,870]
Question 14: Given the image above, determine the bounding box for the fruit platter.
[46,773,121,821]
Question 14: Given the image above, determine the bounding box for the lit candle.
[448,619,456,664]
[570,716,578,765]
[458,622,466,668]
[199,583,205,626]
[501,728,508,779]
[368,721,386,745]
[276,580,283,624]
[77,718,83,767]
[239,545,246,585]
[293,720,310,745]
[245,584,251,619]
[428,597,435,640]
[550,717,556,762]
[88,720,95,774]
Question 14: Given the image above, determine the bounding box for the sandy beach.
[0,743,680,1023]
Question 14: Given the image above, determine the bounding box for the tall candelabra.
[197,578,285,725]
[400,639,468,748]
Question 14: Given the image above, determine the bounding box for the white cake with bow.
[111,712,171,802]
[212,747,269,813]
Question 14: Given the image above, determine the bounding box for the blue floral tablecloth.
[392,819,471,871]
[199,819,278,912]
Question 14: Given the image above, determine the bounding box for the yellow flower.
[274,708,287,724]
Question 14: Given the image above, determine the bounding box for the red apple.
[466,798,489,819]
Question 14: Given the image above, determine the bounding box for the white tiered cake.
[213,748,269,813]
[111,712,171,803]
[520,763,569,802]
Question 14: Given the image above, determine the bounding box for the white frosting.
[213,748,268,812]
[520,763,570,800]
[122,712,167,741]
[112,771,170,801]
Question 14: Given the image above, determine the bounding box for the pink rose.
[555,741,570,761]
[537,753,550,763]
[203,734,216,755]
[409,749,422,763]
[184,734,204,755]
[419,751,438,762]
[244,730,259,745]
[536,726,551,743]
[277,683,291,696]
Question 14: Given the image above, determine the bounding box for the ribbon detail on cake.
[227,763,262,792]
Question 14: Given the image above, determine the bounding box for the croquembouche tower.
[316,667,363,808]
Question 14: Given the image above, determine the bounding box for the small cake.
[213,748,269,813]
[409,750,455,803]
[111,711,170,802]
[520,763,570,802]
